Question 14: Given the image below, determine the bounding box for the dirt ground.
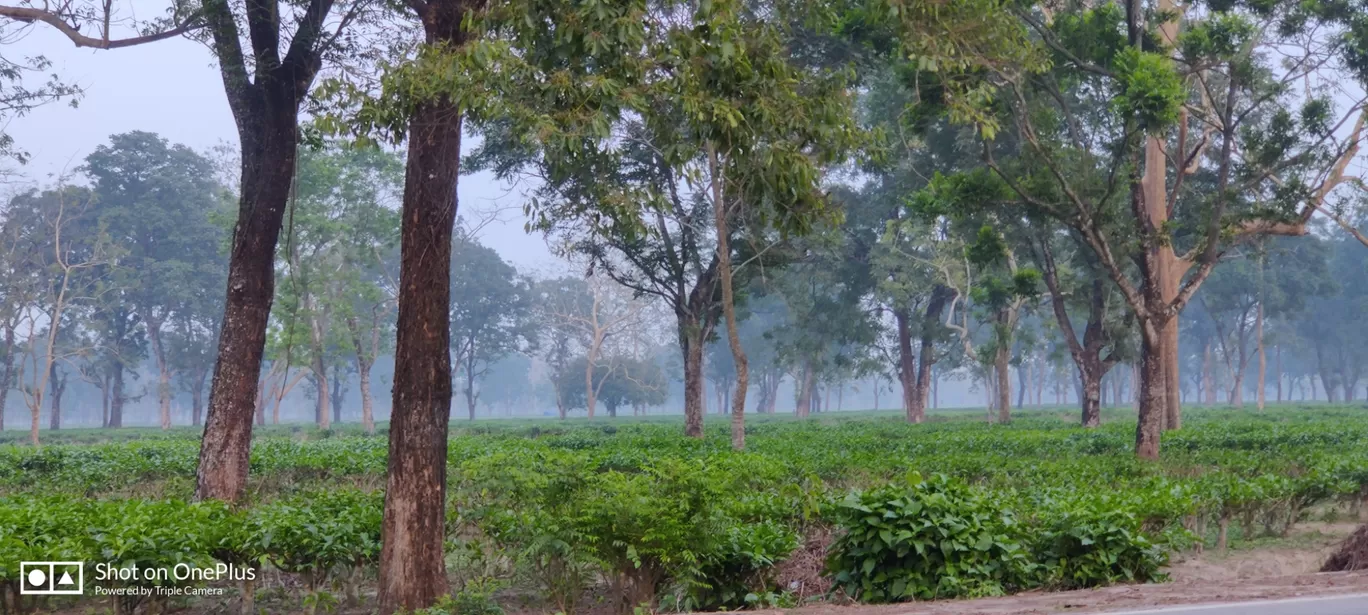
[741,522,1368,615]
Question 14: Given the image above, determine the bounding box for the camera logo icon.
[19,562,83,595]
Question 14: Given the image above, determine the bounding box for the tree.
[929,0,1368,457]
[2,186,112,444]
[82,131,225,429]
[530,277,592,419]
[449,233,534,420]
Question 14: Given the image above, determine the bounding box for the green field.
[1,405,1366,613]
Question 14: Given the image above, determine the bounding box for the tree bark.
[197,109,305,502]
[705,144,749,450]
[0,324,12,431]
[995,343,1011,424]
[680,316,707,437]
[191,368,207,427]
[48,362,63,430]
[1203,341,1216,405]
[377,2,472,602]
[109,362,125,428]
[796,361,815,418]
[895,307,918,422]
[1081,363,1102,428]
[1136,327,1166,459]
[146,315,172,429]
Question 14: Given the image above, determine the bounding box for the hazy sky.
[4,22,561,272]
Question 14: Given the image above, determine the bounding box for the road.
[1094,594,1368,615]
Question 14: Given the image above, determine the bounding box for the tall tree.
[448,233,533,420]
[83,131,225,429]
[928,0,1368,457]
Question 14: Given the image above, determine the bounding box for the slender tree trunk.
[1016,364,1027,409]
[584,347,598,419]
[376,5,473,604]
[358,360,374,434]
[995,343,1011,424]
[1203,342,1216,405]
[147,318,172,430]
[0,324,12,431]
[1256,302,1266,410]
[197,107,303,503]
[1275,346,1282,403]
[706,145,748,450]
[465,363,478,420]
[192,369,207,427]
[100,377,110,428]
[48,363,62,430]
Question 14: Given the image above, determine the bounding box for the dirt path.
[746,570,1368,615]
[741,522,1368,615]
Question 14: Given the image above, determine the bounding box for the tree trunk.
[376,17,468,606]
[358,360,374,434]
[147,317,172,430]
[1081,361,1102,428]
[895,307,918,422]
[1256,302,1266,410]
[331,365,345,425]
[191,368,207,427]
[196,106,303,503]
[584,349,598,419]
[706,144,749,451]
[465,365,478,420]
[48,363,63,430]
[995,343,1011,424]
[796,361,815,418]
[1136,327,1166,460]
[1203,341,1216,405]
[1275,345,1282,403]
[1016,364,1027,409]
[0,324,12,431]
[680,317,706,438]
[110,362,125,428]
[313,357,331,429]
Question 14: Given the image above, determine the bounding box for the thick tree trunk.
[1081,362,1102,428]
[681,320,706,437]
[197,108,302,503]
[313,357,331,429]
[110,362,125,428]
[895,308,918,422]
[1136,328,1166,460]
[376,38,467,609]
[796,361,815,418]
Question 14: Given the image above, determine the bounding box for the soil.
[1323,523,1368,572]
[741,522,1368,615]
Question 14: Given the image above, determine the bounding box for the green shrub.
[826,474,1033,602]
[1032,507,1169,589]
[678,519,800,611]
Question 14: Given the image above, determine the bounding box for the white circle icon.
[26,569,45,587]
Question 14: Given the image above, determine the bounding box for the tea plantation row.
[0,406,1365,613]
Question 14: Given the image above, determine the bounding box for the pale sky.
[3,21,561,272]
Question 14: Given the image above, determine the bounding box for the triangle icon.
[57,571,74,586]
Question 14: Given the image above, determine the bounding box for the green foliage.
[827,474,1033,601]
[1110,48,1185,130]
[1032,506,1169,589]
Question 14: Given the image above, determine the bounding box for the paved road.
[1094,593,1368,615]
